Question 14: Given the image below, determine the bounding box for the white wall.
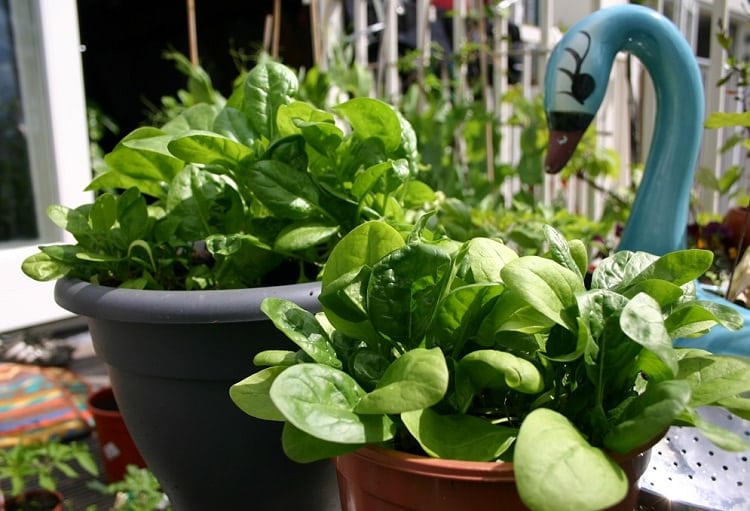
[1,0,91,333]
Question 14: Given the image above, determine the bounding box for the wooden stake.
[263,14,273,54]
[272,0,281,59]
[310,0,322,66]
[476,0,495,183]
[186,0,199,65]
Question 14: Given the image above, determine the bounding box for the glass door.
[1,0,91,333]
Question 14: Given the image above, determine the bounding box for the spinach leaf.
[243,59,298,140]
[281,422,361,463]
[501,256,585,331]
[230,366,287,421]
[455,237,518,283]
[401,408,516,461]
[261,297,341,368]
[603,380,691,453]
[477,289,555,338]
[167,131,252,166]
[666,301,744,338]
[354,347,448,414]
[543,224,583,279]
[515,408,628,511]
[273,221,340,252]
[677,349,750,406]
[459,349,544,394]
[334,98,402,153]
[620,293,678,376]
[367,242,452,346]
[428,283,504,354]
[90,128,184,199]
[269,363,395,444]
[676,408,750,452]
[321,221,406,340]
[165,166,244,239]
[213,106,258,145]
[590,251,657,290]
[246,160,323,220]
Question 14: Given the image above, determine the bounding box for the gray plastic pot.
[55,278,339,511]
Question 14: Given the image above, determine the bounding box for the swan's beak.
[545,130,585,174]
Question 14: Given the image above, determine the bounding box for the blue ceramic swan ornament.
[543,4,750,356]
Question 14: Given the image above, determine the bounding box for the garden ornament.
[543,4,750,356]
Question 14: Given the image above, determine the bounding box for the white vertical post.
[416,0,431,62]
[475,0,495,183]
[381,0,400,101]
[453,0,468,101]
[539,0,558,204]
[415,0,431,110]
[320,0,343,71]
[674,0,688,36]
[309,0,322,66]
[494,3,511,165]
[538,0,552,91]
[700,0,729,215]
[353,0,368,68]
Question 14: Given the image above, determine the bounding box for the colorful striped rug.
[0,363,94,447]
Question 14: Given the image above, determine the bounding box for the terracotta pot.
[335,445,652,511]
[87,387,147,482]
[4,489,64,511]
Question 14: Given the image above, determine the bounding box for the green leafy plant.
[88,465,171,511]
[688,22,750,289]
[231,220,750,511]
[693,20,750,214]
[143,50,228,128]
[434,192,616,262]
[21,57,435,290]
[399,80,626,261]
[0,440,98,506]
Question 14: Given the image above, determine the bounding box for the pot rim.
[343,435,661,483]
[6,488,64,510]
[344,445,516,481]
[54,277,321,324]
[87,387,122,418]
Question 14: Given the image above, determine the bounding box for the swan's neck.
[615,11,704,255]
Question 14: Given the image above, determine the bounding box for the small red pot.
[335,445,652,511]
[4,489,64,511]
[87,387,147,482]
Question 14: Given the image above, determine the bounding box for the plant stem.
[575,171,630,209]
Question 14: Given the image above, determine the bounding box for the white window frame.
[1,0,91,333]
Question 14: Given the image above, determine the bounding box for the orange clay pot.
[335,445,652,511]
[87,387,147,482]
[4,489,64,511]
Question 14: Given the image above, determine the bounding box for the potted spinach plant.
[21,57,434,511]
[0,439,98,511]
[231,220,750,511]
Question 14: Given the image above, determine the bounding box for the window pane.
[0,0,37,242]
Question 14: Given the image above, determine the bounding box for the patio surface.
[0,326,116,509]
[3,325,747,510]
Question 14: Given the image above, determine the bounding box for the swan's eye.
[571,73,596,103]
